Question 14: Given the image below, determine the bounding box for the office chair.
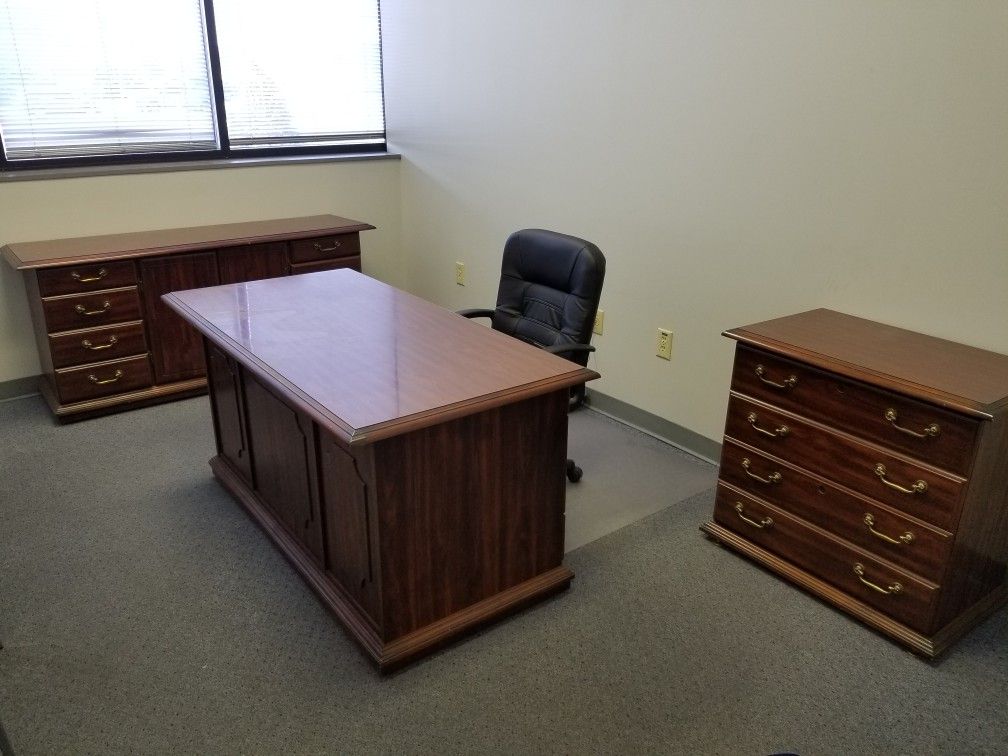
[459,228,606,482]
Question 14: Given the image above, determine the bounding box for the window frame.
[0,0,386,172]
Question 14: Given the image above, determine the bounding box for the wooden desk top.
[164,269,599,444]
[2,214,374,270]
[725,308,1008,416]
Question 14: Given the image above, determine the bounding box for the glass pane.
[213,0,384,148]
[0,0,217,160]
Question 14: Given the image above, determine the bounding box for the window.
[0,0,384,169]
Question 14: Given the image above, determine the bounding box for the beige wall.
[0,160,402,383]
[381,1,1008,442]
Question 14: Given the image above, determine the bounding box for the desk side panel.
[372,390,569,641]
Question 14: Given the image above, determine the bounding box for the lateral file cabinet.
[2,215,373,421]
[701,309,1008,657]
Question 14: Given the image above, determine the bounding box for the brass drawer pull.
[864,513,914,545]
[313,240,343,253]
[742,457,782,484]
[755,364,797,389]
[884,408,940,439]
[747,412,789,438]
[87,369,123,385]
[874,463,927,495]
[81,335,119,351]
[853,563,902,595]
[71,268,108,283]
[734,502,773,529]
[74,300,112,316]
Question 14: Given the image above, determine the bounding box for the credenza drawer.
[36,260,137,298]
[42,287,142,333]
[289,234,361,264]
[718,440,953,582]
[724,394,965,530]
[730,345,978,476]
[289,256,362,276]
[54,354,153,404]
[49,321,148,369]
[714,484,938,633]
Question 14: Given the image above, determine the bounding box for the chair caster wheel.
[566,460,583,483]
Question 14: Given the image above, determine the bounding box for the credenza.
[163,269,598,671]
[702,309,1008,657]
[2,215,373,421]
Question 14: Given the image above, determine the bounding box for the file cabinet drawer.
[289,233,361,263]
[724,394,964,530]
[714,484,938,634]
[718,440,953,582]
[36,260,137,297]
[730,345,978,476]
[49,321,148,369]
[42,287,142,333]
[54,355,153,404]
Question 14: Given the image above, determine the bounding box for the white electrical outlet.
[656,328,673,360]
[593,310,605,336]
[455,261,466,286]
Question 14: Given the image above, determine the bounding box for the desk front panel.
[203,339,574,670]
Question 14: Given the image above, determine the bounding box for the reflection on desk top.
[163,269,599,444]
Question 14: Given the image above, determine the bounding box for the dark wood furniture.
[164,269,598,672]
[2,215,373,421]
[702,309,1008,657]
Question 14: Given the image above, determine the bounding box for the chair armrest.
[457,308,495,320]
[543,343,595,357]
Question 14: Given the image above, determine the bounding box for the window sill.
[0,151,401,183]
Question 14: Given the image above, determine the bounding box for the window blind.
[212,0,384,149]
[0,0,218,161]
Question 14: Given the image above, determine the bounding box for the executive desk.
[164,270,598,671]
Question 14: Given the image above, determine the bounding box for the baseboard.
[585,389,721,464]
[0,375,39,402]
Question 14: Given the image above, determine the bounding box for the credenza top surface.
[725,308,1008,415]
[2,214,374,270]
[164,269,597,443]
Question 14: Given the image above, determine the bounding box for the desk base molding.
[211,454,573,673]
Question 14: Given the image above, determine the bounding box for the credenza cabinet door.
[140,252,220,383]
[217,242,288,286]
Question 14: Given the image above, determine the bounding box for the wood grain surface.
[164,269,598,443]
[2,215,374,269]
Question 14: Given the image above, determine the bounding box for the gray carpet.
[1,394,1007,755]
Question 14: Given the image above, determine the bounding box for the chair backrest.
[490,229,606,367]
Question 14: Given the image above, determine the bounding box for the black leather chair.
[459,228,606,482]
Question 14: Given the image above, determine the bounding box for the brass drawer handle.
[734,502,773,529]
[74,300,112,316]
[88,369,123,385]
[747,411,789,438]
[884,408,940,439]
[853,563,902,595]
[864,513,914,545]
[755,364,797,389]
[742,457,782,484]
[874,463,927,495]
[81,335,119,351]
[313,240,343,253]
[71,268,108,283]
